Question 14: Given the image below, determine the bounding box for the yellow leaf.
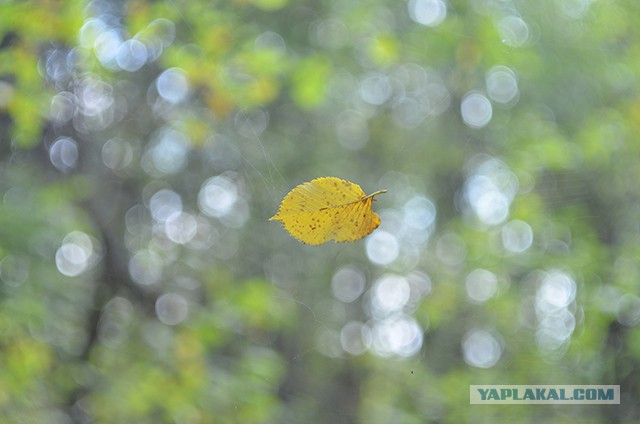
[270,177,387,245]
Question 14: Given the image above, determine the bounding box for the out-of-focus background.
[1,0,639,422]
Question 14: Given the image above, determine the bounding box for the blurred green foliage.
[1,0,640,423]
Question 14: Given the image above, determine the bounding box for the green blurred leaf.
[290,56,331,109]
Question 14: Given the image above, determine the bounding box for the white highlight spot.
[462,329,502,368]
[465,269,499,303]
[461,92,493,128]
[366,230,399,265]
[408,0,447,27]
[155,293,188,325]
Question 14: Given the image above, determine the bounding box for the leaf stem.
[366,189,387,199]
